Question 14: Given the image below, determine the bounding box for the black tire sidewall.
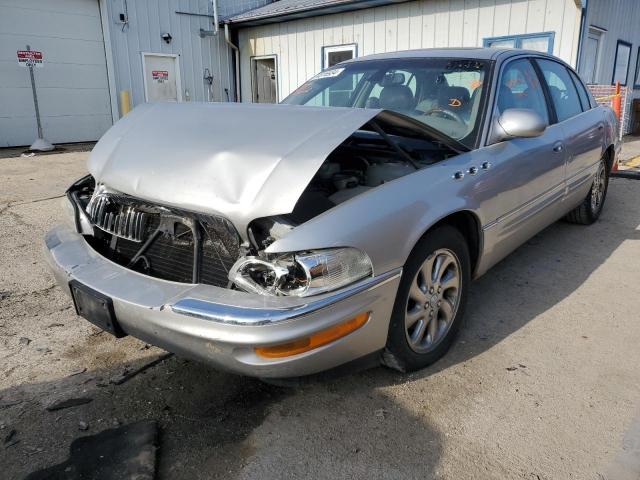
[385,225,471,372]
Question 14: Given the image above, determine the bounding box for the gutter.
[224,23,241,102]
[98,0,120,123]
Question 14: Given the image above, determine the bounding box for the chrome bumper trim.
[170,268,402,325]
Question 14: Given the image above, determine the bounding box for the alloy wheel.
[591,161,606,212]
[404,248,462,353]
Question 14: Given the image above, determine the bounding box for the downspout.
[225,23,241,102]
[575,0,588,72]
[212,0,219,34]
[98,0,119,122]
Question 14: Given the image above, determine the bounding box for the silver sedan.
[45,48,619,379]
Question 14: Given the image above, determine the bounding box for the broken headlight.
[228,248,373,297]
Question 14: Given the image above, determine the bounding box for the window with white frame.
[320,44,358,106]
[483,32,555,54]
[323,44,357,69]
[612,40,632,86]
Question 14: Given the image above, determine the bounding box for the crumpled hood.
[88,102,382,238]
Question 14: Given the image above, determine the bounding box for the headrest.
[380,72,406,87]
[438,86,470,109]
[379,84,415,111]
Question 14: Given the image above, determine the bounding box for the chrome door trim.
[482,181,566,231]
[565,158,601,195]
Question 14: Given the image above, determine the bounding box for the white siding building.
[0,0,268,147]
[229,0,584,103]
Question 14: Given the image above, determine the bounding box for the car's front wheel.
[382,225,470,373]
[565,155,609,225]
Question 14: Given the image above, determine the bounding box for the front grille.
[85,191,242,288]
[87,192,148,242]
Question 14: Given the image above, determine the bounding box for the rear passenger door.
[534,59,604,202]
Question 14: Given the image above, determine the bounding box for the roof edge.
[226,0,411,27]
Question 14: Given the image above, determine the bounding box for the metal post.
[28,62,42,138]
[25,44,53,151]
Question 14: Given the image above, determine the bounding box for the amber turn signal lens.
[255,312,370,359]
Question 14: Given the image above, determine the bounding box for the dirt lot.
[1,147,640,479]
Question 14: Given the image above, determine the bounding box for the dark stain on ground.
[156,363,291,479]
[4,356,291,480]
[24,421,158,480]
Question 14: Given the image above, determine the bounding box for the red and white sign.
[17,50,43,68]
[152,70,169,83]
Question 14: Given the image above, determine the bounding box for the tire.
[382,225,471,373]
[565,156,609,225]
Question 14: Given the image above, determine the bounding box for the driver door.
[477,57,567,270]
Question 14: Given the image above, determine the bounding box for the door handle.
[553,143,564,153]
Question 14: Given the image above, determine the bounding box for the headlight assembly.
[228,248,373,297]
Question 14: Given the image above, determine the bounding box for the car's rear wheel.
[565,156,609,225]
[382,225,470,373]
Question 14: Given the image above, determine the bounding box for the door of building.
[142,53,182,102]
[581,29,602,84]
[252,57,277,103]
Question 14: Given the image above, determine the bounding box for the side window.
[535,59,583,122]
[568,69,592,111]
[496,59,549,123]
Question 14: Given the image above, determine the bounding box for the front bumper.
[44,225,401,378]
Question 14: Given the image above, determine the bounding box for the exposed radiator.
[85,188,242,288]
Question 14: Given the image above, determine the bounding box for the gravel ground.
[1,148,640,479]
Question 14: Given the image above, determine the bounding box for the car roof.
[341,47,557,64]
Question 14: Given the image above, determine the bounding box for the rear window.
[569,69,593,111]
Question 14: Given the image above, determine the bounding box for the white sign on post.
[18,46,53,151]
[17,50,44,68]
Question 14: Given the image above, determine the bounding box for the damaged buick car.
[45,49,619,379]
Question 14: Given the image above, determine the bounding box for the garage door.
[0,0,113,147]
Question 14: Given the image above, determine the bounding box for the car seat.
[379,85,415,112]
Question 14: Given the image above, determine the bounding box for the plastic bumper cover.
[44,225,401,378]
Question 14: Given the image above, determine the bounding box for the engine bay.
[248,125,457,250]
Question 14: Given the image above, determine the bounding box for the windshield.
[282,58,490,148]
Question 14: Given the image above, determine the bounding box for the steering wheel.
[421,107,465,124]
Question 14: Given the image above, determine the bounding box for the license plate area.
[69,280,126,338]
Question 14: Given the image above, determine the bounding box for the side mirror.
[493,108,547,142]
